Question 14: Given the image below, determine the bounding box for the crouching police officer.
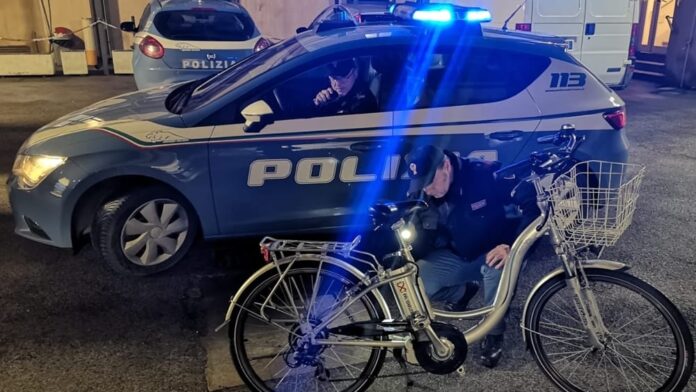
[405,145,539,368]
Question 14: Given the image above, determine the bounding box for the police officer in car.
[405,145,539,368]
[313,58,378,115]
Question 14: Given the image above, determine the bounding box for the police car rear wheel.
[91,186,198,276]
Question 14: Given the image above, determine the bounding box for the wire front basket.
[547,160,646,248]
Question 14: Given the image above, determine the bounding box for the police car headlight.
[12,154,67,190]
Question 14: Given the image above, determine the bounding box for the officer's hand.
[313,88,335,106]
[486,244,511,270]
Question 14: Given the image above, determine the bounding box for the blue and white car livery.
[123,0,268,90]
[10,4,628,276]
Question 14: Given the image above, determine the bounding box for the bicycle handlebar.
[496,127,585,179]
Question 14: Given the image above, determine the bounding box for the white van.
[432,0,641,88]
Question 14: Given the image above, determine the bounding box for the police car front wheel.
[91,186,198,276]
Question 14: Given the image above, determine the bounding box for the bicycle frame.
[304,213,546,353]
[221,173,629,354]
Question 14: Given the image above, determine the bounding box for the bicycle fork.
[562,255,611,350]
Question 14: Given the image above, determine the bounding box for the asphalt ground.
[0,76,695,392]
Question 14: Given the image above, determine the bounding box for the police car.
[121,0,269,90]
[10,3,628,276]
[300,0,395,32]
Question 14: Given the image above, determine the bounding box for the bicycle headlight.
[12,154,67,190]
[399,224,417,243]
[399,228,413,241]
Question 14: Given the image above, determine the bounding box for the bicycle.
[218,128,694,392]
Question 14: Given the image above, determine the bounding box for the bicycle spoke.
[289,276,308,310]
[261,343,291,371]
[547,348,593,357]
[531,329,589,350]
[563,347,594,384]
[253,301,301,321]
[274,367,293,390]
[614,326,671,344]
[608,351,643,392]
[328,348,358,380]
[612,309,654,333]
[609,342,673,373]
[539,321,586,334]
[546,300,583,325]
[553,347,592,367]
[616,340,677,352]
[596,349,611,392]
[539,322,587,335]
[240,305,302,338]
[610,342,663,389]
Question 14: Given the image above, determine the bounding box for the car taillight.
[516,23,532,32]
[139,35,165,59]
[604,109,627,130]
[253,37,271,52]
[629,23,638,59]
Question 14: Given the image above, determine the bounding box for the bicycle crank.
[413,322,467,375]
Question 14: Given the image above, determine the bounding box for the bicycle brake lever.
[536,203,552,231]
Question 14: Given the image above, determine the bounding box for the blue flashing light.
[464,9,492,23]
[388,3,397,13]
[412,8,454,23]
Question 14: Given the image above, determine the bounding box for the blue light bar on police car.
[412,7,454,23]
[391,3,491,24]
[464,9,492,23]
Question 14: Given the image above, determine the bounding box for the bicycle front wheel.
[525,269,694,392]
[229,262,387,392]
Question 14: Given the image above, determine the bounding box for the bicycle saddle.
[369,200,428,226]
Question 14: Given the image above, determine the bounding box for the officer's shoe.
[480,334,504,368]
[443,282,480,312]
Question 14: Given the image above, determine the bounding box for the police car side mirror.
[296,26,309,34]
[241,100,274,133]
[120,21,136,33]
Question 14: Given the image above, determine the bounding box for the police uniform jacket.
[413,150,539,261]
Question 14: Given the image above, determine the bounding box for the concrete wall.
[0,0,44,51]
[0,0,92,53]
[239,0,332,39]
[1,0,334,54]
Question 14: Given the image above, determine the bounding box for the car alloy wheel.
[119,198,189,267]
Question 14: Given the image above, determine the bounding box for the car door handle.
[350,141,383,153]
[489,131,524,141]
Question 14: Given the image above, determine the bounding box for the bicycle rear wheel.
[229,262,387,392]
[525,269,694,392]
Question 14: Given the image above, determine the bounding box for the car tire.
[91,185,198,276]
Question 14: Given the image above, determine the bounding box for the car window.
[201,47,400,125]
[309,7,335,28]
[138,3,151,31]
[268,51,398,120]
[382,46,551,110]
[153,10,255,41]
[184,38,307,112]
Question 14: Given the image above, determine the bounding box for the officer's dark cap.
[405,145,445,196]
[327,58,357,77]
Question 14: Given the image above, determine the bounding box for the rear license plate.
[181,59,236,69]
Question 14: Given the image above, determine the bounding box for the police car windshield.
[185,38,306,111]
